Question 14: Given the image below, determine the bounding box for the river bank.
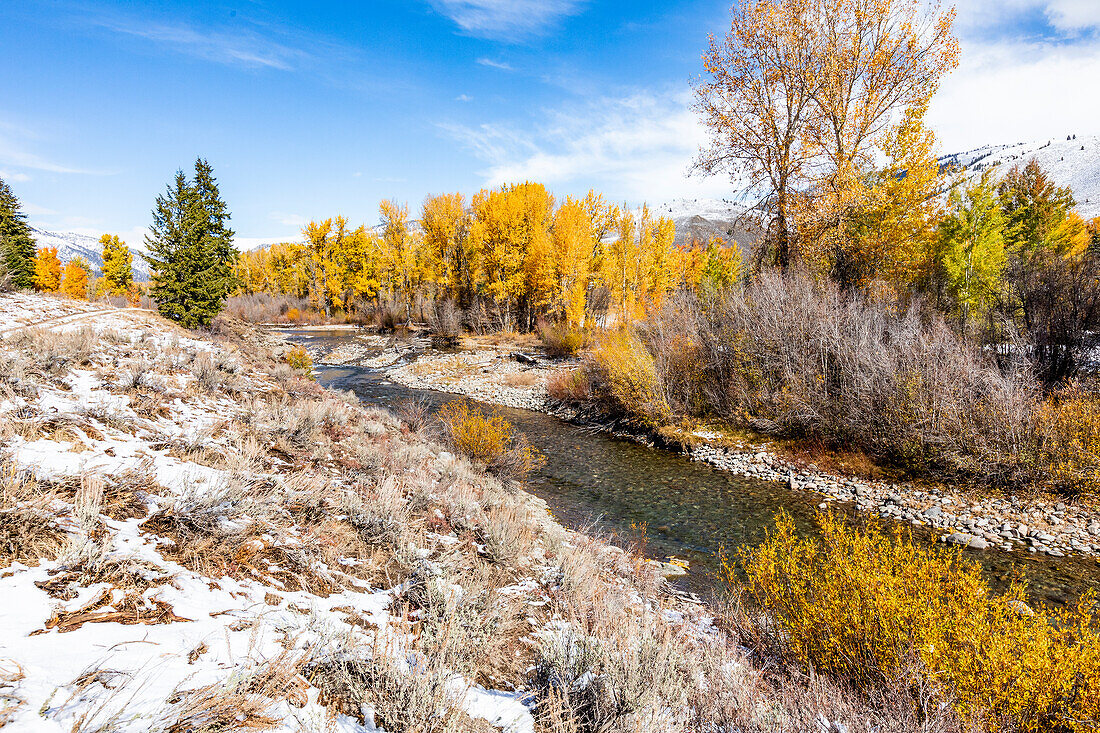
[299,329,1100,562]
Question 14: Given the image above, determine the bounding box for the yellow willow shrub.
[538,321,586,358]
[285,346,314,379]
[587,331,671,428]
[1036,385,1100,493]
[438,400,543,480]
[742,513,1100,731]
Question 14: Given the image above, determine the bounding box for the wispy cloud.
[91,16,308,70]
[441,89,731,203]
[428,0,585,41]
[456,94,474,102]
[476,57,513,71]
[0,126,110,176]
[959,0,1100,34]
[0,169,30,183]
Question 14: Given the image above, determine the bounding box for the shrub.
[1035,384,1100,494]
[569,271,1048,486]
[546,368,590,404]
[581,331,671,429]
[396,395,435,434]
[430,298,463,342]
[742,512,1100,731]
[285,345,314,379]
[539,321,586,358]
[437,400,542,481]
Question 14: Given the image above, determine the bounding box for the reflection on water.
[282,328,1100,607]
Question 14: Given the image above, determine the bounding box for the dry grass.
[503,371,540,388]
[0,468,65,567]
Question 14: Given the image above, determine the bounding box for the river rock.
[923,506,943,520]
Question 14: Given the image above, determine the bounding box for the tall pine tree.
[0,176,37,289]
[146,159,239,328]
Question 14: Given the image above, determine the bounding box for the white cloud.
[429,0,584,40]
[929,38,1100,152]
[442,90,733,204]
[270,211,308,228]
[476,57,513,71]
[957,0,1100,32]
[456,94,474,102]
[0,169,29,182]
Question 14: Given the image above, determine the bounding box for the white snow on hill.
[29,227,152,282]
[941,135,1100,218]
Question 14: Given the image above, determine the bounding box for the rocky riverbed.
[307,334,1100,561]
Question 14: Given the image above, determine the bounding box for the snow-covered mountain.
[940,135,1100,218]
[648,197,763,251]
[29,227,152,282]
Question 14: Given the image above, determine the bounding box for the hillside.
[0,292,895,732]
[941,135,1100,218]
[29,227,152,282]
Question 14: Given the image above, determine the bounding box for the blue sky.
[2,0,1098,246]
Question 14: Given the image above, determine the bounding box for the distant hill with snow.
[648,198,764,252]
[940,135,1100,218]
[29,227,152,282]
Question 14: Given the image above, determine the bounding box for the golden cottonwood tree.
[694,0,818,268]
[380,200,426,322]
[551,196,597,327]
[304,218,336,317]
[421,193,471,304]
[696,0,958,282]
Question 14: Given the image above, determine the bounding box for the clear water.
[283,328,1100,607]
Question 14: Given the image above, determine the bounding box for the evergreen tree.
[146,160,238,328]
[0,176,37,289]
[100,234,133,295]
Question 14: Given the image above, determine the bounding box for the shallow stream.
[283,328,1100,607]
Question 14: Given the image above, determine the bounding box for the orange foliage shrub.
[60,261,89,300]
[1036,385,1100,494]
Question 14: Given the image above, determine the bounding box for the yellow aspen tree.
[516,183,556,327]
[645,216,677,308]
[551,196,596,328]
[33,246,62,292]
[470,187,528,330]
[804,0,959,284]
[337,226,384,307]
[100,234,133,295]
[379,200,426,322]
[422,193,472,303]
[61,259,89,299]
[303,218,335,317]
[847,104,949,289]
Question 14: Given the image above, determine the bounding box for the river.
[283,328,1100,608]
